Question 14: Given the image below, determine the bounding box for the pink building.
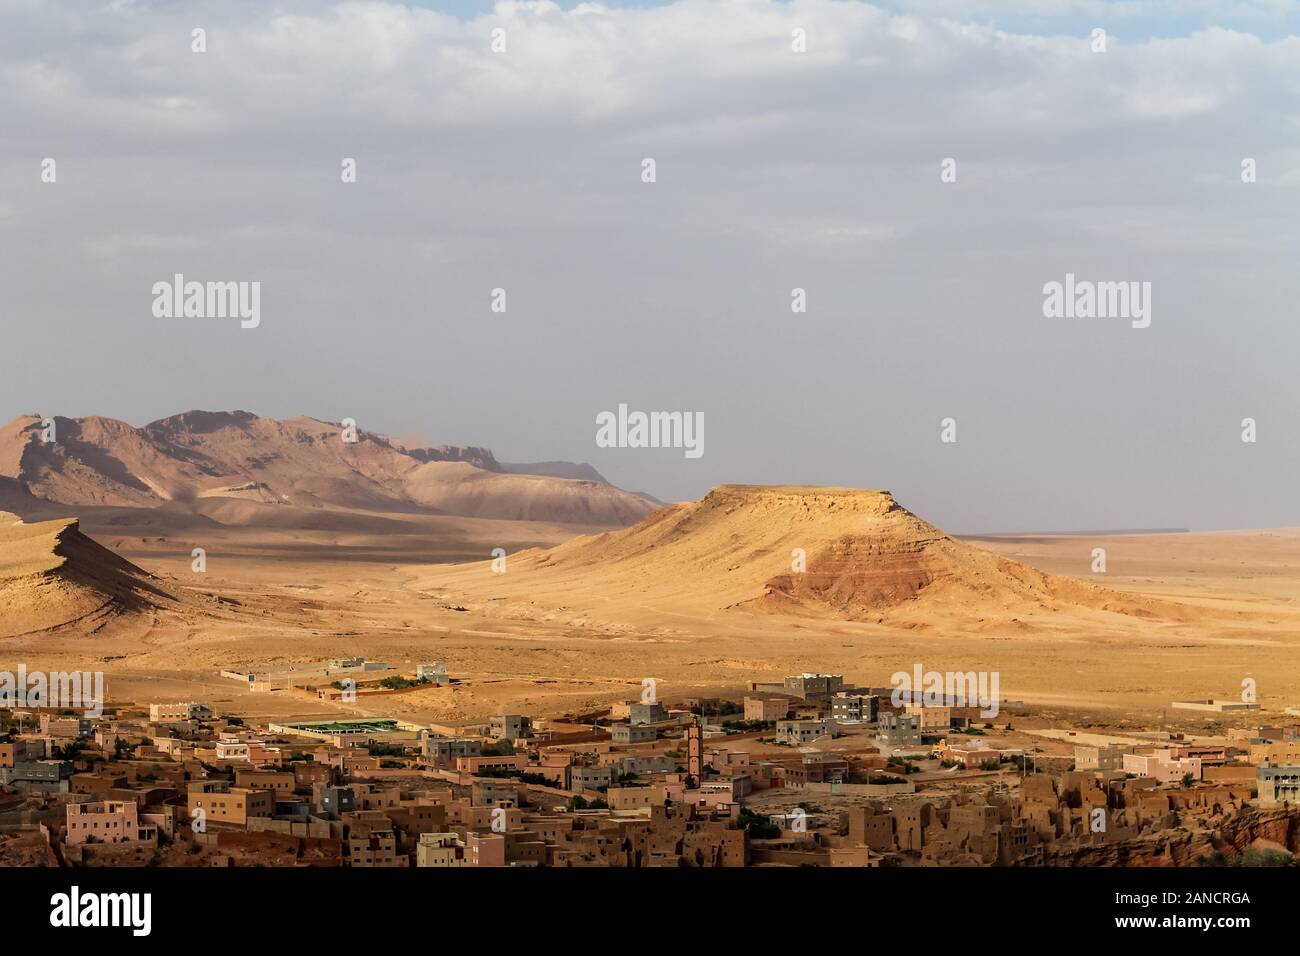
[944,743,1001,769]
[1123,751,1202,783]
[66,800,157,845]
[469,831,506,867]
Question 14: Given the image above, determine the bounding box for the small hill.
[424,485,1182,625]
[0,511,174,637]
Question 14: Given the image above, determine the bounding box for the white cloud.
[0,0,1297,529]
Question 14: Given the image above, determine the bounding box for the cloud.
[0,0,1297,530]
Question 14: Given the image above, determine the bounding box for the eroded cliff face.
[0,411,655,525]
[1040,805,1300,867]
[471,483,1184,624]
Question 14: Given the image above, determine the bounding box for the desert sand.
[2,412,1298,732]
[2,492,1299,734]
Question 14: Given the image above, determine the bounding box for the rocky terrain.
[0,411,655,526]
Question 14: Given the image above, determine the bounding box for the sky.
[1,0,1297,532]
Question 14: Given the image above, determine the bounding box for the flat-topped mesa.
[698,484,906,519]
[454,482,1176,625]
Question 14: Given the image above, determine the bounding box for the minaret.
[687,715,704,781]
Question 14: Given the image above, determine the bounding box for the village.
[2,660,1297,869]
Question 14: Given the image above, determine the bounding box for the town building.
[416,831,466,867]
[783,673,844,702]
[65,800,158,845]
[416,662,451,685]
[188,781,274,827]
[611,723,657,744]
[878,713,922,746]
[149,702,212,722]
[744,696,793,722]
[489,714,533,740]
[775,719,835,745]
[1257,766,1300,805]
[831,693,878,723]
[628,702,667,726]
[1074,744,1135,772]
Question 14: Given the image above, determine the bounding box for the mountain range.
[0,411,658,526]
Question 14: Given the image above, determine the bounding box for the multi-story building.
[347,822,404,867]
[421,733,482,764]
[877,713,922,746]
[416,832,467,867]
[148,702,212,722]
[628,702,667,726]
[468,831,506,867]
[744,696,793,722]
[783,673,844,702]
[1257,766,1300,805]
[214,735,251,762]
[832,693,878,723]
[65,800,158,845]
[0,759,74,792]
[317,785,356,819]
[611,723,657,744]
[775,719,835,745]
[234,769,295,796]
[489,714,533,741]
[187,781,274,827]
[569,764,619,792]
[1122,751,1202,784]
[1074,744,1135,772]
[0,738,42,768]
[904,705,953,735]
[38,715,92,739]
[1250,739,1300,767]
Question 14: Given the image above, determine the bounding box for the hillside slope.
[0,511,175,637]
[0,411,656,526]
[421,485,1187,626]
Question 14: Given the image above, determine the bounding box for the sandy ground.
[3,511,1300,732]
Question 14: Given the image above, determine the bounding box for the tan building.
[66,800,157,845]
[348,822,405,867]
[39,715,89,739]
[904,705,953,735]
[608,785,667,810]
[416,832,466,867]
[1074,744,1135,772]
[188,782,274,827]
[148,702,211,722]
[234,769,295,796]
[1250,739,1300,767]
[744,696,792,722]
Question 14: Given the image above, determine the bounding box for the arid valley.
[4,411,1298,735]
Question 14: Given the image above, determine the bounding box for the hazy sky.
[2,0,1297,532]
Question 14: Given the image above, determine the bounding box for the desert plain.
[1,411,1298,737]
